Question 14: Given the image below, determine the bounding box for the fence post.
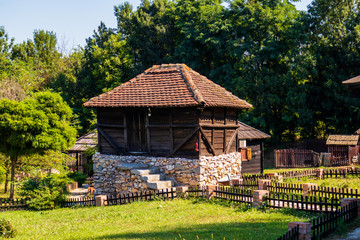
[288,222,311,240]
[302,183,317,196]
[231,178,243,187]
[259,179,272,190]
[95,195,107,206]
[341,198,360,215]
[176,186,188,198]
[253,190,269,208]
[315,169,324,179]
[206,185,217,200]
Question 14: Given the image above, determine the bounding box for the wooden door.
[127,110,146,152]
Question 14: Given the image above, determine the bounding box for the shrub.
[67,171,87,185]
[18,174,72,210]
[0,218,16,238]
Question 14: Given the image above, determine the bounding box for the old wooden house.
[84,64,252,159]
[326,134,359,163]
[84,63,261,194]
[237,122,270,174]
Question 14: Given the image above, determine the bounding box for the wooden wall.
[241,140,263,175]
[199,108,238,156]
[97,107,199,158]
[97,107,240,159]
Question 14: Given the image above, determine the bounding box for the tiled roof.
[68,130,97,152]
[83,64,252,109]
[237,122,271,140]
[326,134,359,146]
[343,75,360,85]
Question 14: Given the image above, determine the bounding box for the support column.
[95,195,108,206]
[288,222,311,240]
[316,169,324,179]
[253,190,269,208]
[176,186,189,198]
[302,183,317,196]
[206,185,217,200]
[259,179,272,190]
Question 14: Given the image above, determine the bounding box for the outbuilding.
[326,134,359,164]
[84,63,254,194]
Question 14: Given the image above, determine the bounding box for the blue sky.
[0,0,312,52]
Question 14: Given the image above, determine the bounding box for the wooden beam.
[199,127,216,156]
[123,115,128,152]
[225,127,240,154]
[145,124,197,128]
[169,111,173,152]
[199,123,239,128]
[224,108,227,153]
[146,113,151,153]
[98,127,124,155]
[167,126,200,157]
[97,123,125,128]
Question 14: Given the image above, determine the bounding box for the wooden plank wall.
[241,140,262,175]
[199,108,238,156]
[97,108,125,155]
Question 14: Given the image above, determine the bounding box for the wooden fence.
[311,201,357,239]
[214,186,253,203]
[106,188,176,206]
[277,225,299,240]
[267,183,303,195]
[265,193,341,213]
[64,196,96,207]
[275,149,317,168]
[0,198,28,212]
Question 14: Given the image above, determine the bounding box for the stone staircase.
[130,168,173,190]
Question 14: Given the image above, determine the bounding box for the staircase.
[130,169,173,190]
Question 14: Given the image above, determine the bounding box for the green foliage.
[18,174,72,210]
[0,91,77,158]
[67,171,87,185]
[0,218,16,238]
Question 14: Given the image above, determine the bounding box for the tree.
[0,92,77,198]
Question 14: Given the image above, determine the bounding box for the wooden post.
[260,142,264,174]
[123,114,128,152]
[169,110,173,153]
[145,113,150,153]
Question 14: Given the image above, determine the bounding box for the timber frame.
[96,107,240,159]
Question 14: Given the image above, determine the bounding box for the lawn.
[2,198,313,240]
[283,176,360,190]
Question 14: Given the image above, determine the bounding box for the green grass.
[283,176,360,190]
[1,198,313,240]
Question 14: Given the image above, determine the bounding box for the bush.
[18,174,72,210]
[0,218,16,238]
[67,171,87,185]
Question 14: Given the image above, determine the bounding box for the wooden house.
[326,134,360,163]
[343,75,360,98]
[237,122,270,174]
[84,64,252,159]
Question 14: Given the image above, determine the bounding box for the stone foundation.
[93,152,241,195]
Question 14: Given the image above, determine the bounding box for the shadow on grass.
[80,221,290,240]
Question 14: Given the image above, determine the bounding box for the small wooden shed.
[68,130,97,174]
[326,134,360,162]
[83,63,252,159]
[237,122,270,174]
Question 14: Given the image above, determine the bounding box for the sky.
[0,0,312,53]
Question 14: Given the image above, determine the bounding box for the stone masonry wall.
[93,152,241,195]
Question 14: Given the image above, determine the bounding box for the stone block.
[288,222,311,240]
[95,195,107,206]
[302,183,317,196]
[258,179,271,190]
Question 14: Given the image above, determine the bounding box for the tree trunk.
[9,156,16,199]
[4,171,9,193]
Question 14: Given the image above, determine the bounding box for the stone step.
[131,168,159,176]
[140,174,161,182]
[147,180,172,190]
